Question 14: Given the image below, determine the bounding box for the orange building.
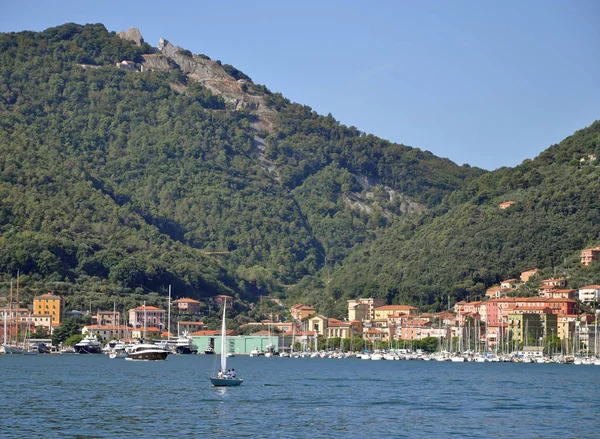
[520,268,539,282]
[581,246,600,266]
[33,292,64,327]
[291,304,316,320]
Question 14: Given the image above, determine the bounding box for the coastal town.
[2,248,600,363]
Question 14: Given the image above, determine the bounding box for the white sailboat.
[209,304,243,387]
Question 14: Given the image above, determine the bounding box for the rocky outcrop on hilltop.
[117,28,145,46]
[117,29,276,131]
[156,37,265,112]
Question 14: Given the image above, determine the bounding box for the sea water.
[0,355,598,438]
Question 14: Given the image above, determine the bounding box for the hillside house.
[581,247,600,266]
[290,304,316,320]
[174,298,201,313]
[520,268,539,282]
[500,279,521,290]
[578,285,600,304]
[542,278,566,288]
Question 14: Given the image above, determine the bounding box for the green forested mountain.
[0,23,485,310]
[1,24,598,318]
[321,122,600,316]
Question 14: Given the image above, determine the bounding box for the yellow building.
[374,305,419,320]
[33,292,64,327]
[347,298,386,321]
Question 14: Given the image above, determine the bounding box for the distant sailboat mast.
[15,271,19,347]
[8,279,12,346]
[168,285,172,340]
[220,303,227,372]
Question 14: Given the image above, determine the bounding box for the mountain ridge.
[0,23,597,319]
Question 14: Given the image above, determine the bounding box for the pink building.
[128,305,166,329]
[174,298,201,313]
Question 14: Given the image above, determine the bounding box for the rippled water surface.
[1,355,598,438]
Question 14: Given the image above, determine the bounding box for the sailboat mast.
[8,279,12,346]
[15,271,19,346]
[168,285,172,340]
[3,310,7,346]
[220,304,227,372]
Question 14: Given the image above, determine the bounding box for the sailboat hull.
[210,377,243,387]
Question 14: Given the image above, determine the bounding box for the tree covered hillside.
[0,23,484,306]
[319,122,600,314]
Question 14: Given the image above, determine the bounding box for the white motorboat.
[125,343,169,361]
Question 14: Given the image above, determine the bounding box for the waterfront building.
[176,321,205,333]
[347,298,385,321]
[557,315,577,342]
[308,315,328,337]
[325,318,359,339]
[365,328,387,344]
[130,326,161,339]
[190,334,274,354]
[33,292,64,327]
[83,324,131,341]
[128,305,166,329]
[31,314,52,334]
[507,310,557,347]
[95,311,120,326]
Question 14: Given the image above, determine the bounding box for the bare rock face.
[117,28,144,46]
[156,38,268,112]
[140,54,174,72]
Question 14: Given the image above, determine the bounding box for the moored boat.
[125,343,169,361]
[73,335,103,354]
[175,331,198,355]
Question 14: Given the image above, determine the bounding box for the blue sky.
[3,1,599,170]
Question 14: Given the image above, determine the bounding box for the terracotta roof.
[174,298,201,303]
[366,328,385,334]
[34,292,63,300]
[580,285,600,289]
[403,320,431,327]
[131,306,163,311]
[375,305,418,310]
[84,324,131,330]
